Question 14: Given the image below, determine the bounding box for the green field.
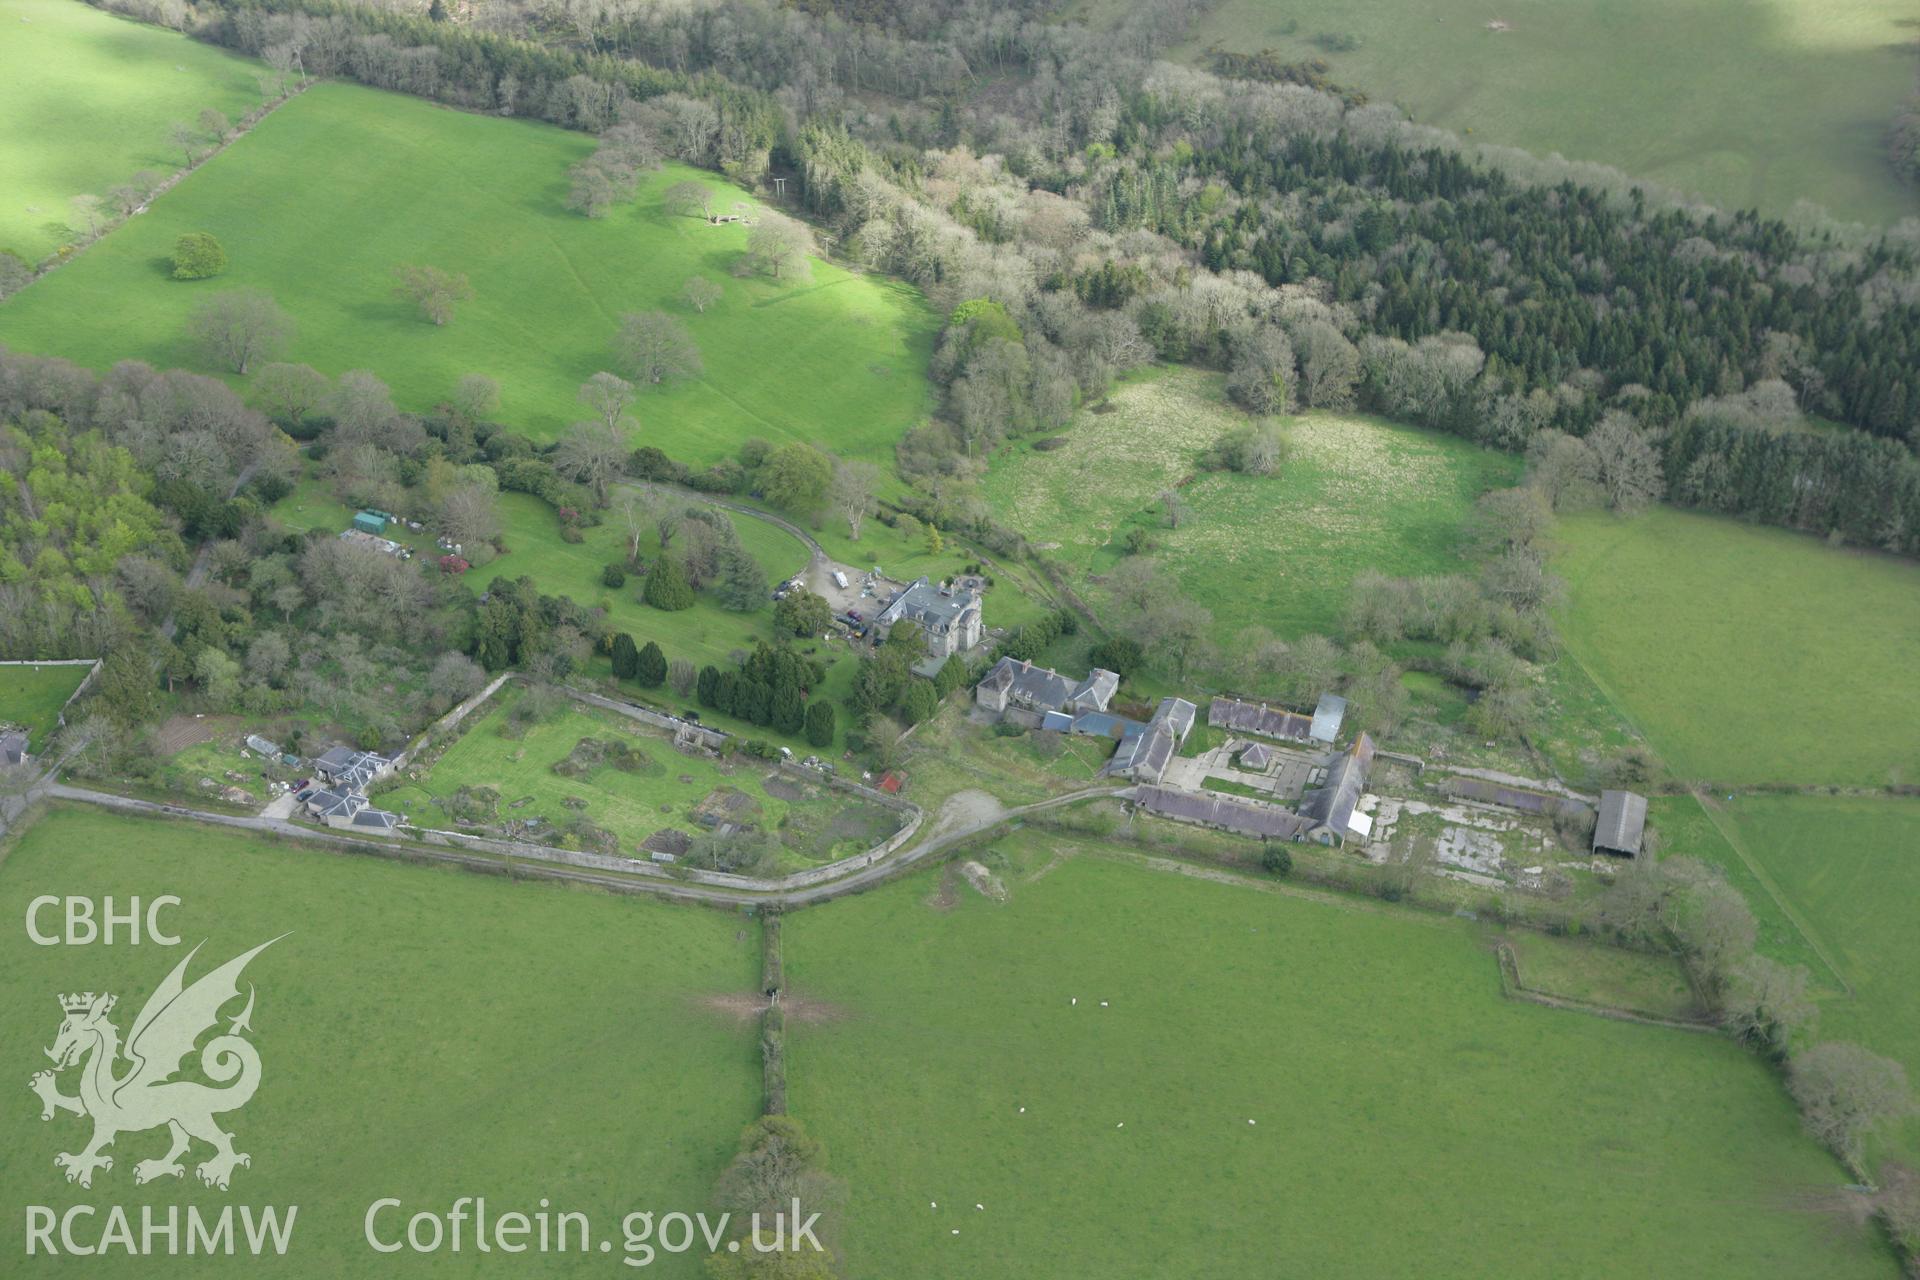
[1658,790,1920,1159]
[981,368,1519,640]
[382,686,901,869]
[0,806,760,1276]
[1553,507,1920,787]
[0,662,89,749]
[785,840,1889,1278]
[1079,0,1919,225]
[0,78,937,461]
[0,0,263,262]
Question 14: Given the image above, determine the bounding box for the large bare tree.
[552,420,629,507]
[1786,1042,1914,1172]
[392,264,474,326]
[613,311,702,385]
[578,371,637,429]
[186,290,294,375]
[830,459,878,540]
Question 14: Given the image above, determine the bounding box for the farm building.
[1238,742,1273,771]
[1210,692,1346,745]
[1135,784,1309,841]
[976,658,1118,717]
[1309,693,1348,744]
[1105,697,1198,785]
[1593,790,1649,857]
[874,576,982,658]
[1299,733,1376,846]
[1439,776,1589,820]
[1,730,28,768]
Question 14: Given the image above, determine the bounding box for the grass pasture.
[0,662,90,748]
[0,805,761,1276]
[1698,795,1920,1162]
[1553,507,1920,787]
[386,685,899,868]
[785,840,1889,1279]
[0,0,263,262]
[981,368,1517,640]
[1077,0,1920,226]
[0,78,937,461]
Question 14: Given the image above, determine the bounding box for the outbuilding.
[1593,790,1648,857]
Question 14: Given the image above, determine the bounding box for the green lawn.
[784,839,1891,1278]
[981,367,1518,641]
[0,78,937,462]
[0,662,89,749]
[1077,0,1919,226]
[0,805,760,1276]
[0,0,264,262]
[1553,507,1920,787]
[385,687,899,867]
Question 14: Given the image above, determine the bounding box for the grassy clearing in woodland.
[1080,0,1919,225]
[1553,507,1920,787]
[0,0,263,262]
[0,78,936,461]
[784,842,1886,1279]
[0,806,759,1277]
[981,369,1516,640]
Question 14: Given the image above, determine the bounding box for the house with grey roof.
[976,658,1119,718]
[1105,697,1198,785]
[313,747,393,793]
[1299,733,1376,846]
[875,576,983,658]
[1592,790,1648,857]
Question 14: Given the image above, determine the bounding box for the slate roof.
[1300,733,1375,837]
[1068,668,1119,711]
[1070,712,1144,740]
[1104,696,1196,784]
[1209,697,1314,742]
[1041,710,1074,733]
[1309,692,1348,744]
[1239,742,1273,770]
[979,657,1076,711]
[1154,697,1198,741]
[307,789,367,819]
[1135,785,1308,840]
[0,731,27,765]
[1442,776,1575,817]
[878,576,978,636]
[1593,790,1649,856]
[349,807,401,830]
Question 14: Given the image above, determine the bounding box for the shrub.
[804,699,835,748]
[643,557,694,610]
[635,640,667,688]
[601,563,627,588]
[171,232,227,280]
[1260,845,1293,876]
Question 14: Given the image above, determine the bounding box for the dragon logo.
[28,936,284,1191]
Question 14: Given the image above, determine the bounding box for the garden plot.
[385,687,902,870]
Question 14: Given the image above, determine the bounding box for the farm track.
[34,780,1130,910]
